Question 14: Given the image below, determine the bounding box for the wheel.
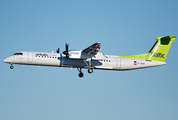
[10,65,14,69]
[78,72,84,78]
[88,68,93,73]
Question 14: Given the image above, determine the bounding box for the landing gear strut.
[10,63,14,69]
[77,68,84,78]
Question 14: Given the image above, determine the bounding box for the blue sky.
[1,0,178,120]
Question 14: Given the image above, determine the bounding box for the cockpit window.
[13,53,23,55]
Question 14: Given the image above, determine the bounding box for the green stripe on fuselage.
[120,54,147,59]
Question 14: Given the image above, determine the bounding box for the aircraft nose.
[3,58,11,63]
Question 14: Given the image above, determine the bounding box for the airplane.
[3,36,176,78]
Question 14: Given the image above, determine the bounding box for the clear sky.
[1,0,178,120]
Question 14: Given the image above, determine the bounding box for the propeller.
[56,48,60,53]
[63,43,70,60]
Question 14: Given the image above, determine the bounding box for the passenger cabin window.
[13,53,23,55]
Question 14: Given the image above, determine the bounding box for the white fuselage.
[3,51,166,71]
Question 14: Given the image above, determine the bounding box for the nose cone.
[3,57,11,63]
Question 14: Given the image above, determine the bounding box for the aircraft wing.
[83,42,102,54]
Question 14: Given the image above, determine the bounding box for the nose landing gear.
[10,63,14,69]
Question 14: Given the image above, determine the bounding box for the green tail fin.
[145,36,176,61]
[120,36,176,61]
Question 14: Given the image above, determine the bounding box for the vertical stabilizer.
[145,36,176,61]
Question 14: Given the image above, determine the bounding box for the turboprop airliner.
[3,36,176,78]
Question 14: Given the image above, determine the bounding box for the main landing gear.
[77,68,93,78]
[77,68,84,78]
[88,68,93,73]
[76,59,93,78]
[10,63,14,69]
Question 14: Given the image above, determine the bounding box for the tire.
[88,68,93,73]
[78,72,84,78]
[10,65,14,69]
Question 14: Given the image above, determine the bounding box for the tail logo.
[151,52,165,58]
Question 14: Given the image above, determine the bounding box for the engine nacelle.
[68,50,107,60]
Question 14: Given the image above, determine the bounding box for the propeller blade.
[56,48,60,53]
[66,43,69,52]
[63,43,69,56]
[63,43,70,61]
[66,55,69,60]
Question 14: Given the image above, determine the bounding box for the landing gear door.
[116,58,121,68]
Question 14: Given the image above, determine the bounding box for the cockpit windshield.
[13,53,23,55]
